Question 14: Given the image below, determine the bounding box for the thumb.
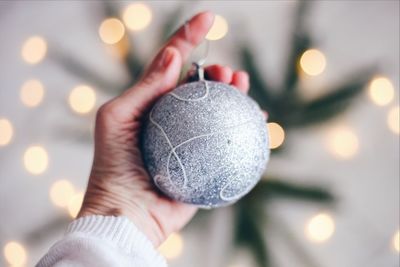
[116,46,182,118]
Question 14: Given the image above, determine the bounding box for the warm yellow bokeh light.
[305,213,335,243]
[20,79,45,107]
[299,49,326,76]
[122,3,152,31]
[206,15,228,41]
[368,77,395,106]
[49,180,75,208]
[387,106,399,134]
[68,85,96,114]
[327,127,359,159]
[158,232,184,260]
[99,18,126,44]
[0,118,13,146]
[21,36,47,64]
[68,192,84,218]
[23,145,49,175]
[393,230,400,253]
[267,122,285,149]
[3,241,27,267]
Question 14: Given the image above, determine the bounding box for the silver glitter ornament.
[143,80,270,208]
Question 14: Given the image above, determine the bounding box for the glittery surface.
[142,81,270,208]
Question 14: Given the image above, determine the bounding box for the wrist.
[78,188,165,247]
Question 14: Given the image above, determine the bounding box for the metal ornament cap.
[142,80,270,208]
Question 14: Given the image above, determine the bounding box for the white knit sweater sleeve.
[36,215,167,267]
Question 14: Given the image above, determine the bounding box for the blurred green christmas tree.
[50,2,376,267]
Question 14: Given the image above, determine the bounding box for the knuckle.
[97,102,111,117]
[96,101,118,121]
[140,72,158,88]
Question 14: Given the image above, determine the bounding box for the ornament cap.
[187,62,205,82]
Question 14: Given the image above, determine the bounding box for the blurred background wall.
[0,1,398,267]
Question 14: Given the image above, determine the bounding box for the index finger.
[166,11,214,61]
[144,12,214,74]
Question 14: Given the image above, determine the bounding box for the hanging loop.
[184,20,209,68]
[183,20,209,82]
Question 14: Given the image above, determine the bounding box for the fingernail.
[161,47,174,69]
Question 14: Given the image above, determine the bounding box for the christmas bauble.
[142,80,269,208]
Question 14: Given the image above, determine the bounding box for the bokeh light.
[305,213,335,243]
[267,122,285,149]
[99,18,126,44]
[393,230,400,253]
[327,127,359,159]
[21,36,47,64]
[387,106,399,134]
[20,79,45,107]
[49,180,75,208]
[23,145,49,175]
[0,118,13,146]
[68,85,96,114]
[299,49,326,76]
[206,15,228,41]
[3,241,27,267]
[68,192,84,218]
[158,232,184,260]
[122,3,152,31]
[111,35,130,59]
[368,76,395,106]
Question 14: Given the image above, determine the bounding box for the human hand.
[78,11,251,247]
